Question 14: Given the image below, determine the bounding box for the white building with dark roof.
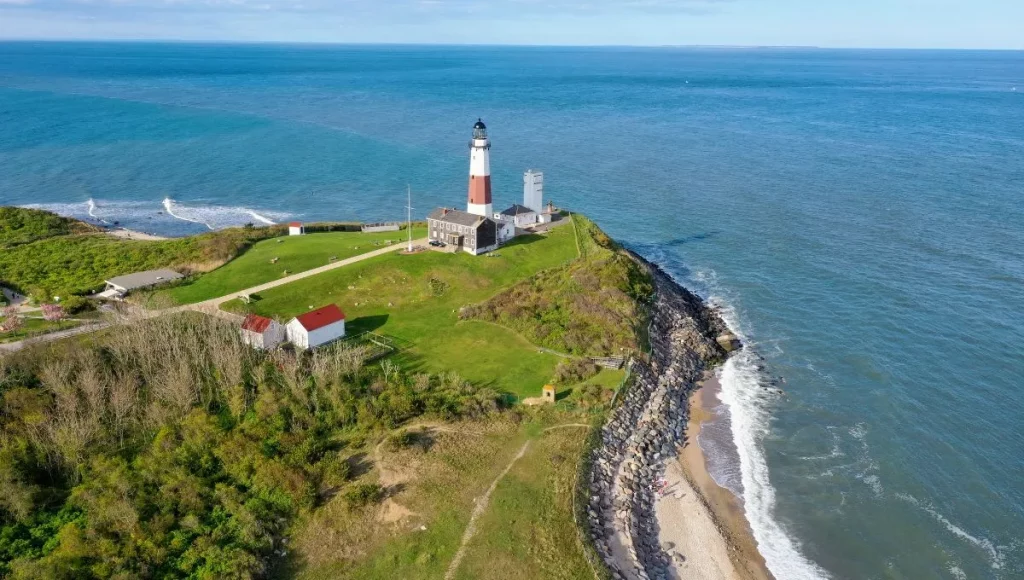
[427,208,499,255]
[496,204,538,228]
[100,268,184,299]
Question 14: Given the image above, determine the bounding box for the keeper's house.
[240,314,285,350]
[427,207,499,255]
[286,304,346,350]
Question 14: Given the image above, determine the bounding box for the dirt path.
[444,439,532,580]
[444,423,591,580]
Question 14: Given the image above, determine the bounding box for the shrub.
[384,429,416,452]
[553,358,600,385]
[58,296,92,315]
[342,483,384,510]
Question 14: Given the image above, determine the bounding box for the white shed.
[289,221,305,236]
[240,314,285,350]
[286,304,346,350]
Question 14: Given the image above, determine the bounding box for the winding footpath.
[0,239,427,354]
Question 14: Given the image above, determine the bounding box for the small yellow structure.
[542,384,556,404]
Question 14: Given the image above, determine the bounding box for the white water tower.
[524,170,543,213]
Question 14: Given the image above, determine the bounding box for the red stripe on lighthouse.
[469,175,492,205]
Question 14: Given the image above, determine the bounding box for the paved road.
[0,239,428,354]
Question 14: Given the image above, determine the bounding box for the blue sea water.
[1,42,1022,579]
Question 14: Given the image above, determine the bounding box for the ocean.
[1,42,1022,579]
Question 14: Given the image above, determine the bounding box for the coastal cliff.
[584,254,742,580]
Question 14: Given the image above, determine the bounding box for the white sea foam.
[163,198,288,230]
[718,344,832,580]
[24,198,289,235]
[635,257,832,578]
[86,198,108,223]
[670,262,831,579]
[895,493,1008,571]
[163,197,214,230]
[247,210,277,225]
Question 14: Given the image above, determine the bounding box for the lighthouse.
[467,119,493,217]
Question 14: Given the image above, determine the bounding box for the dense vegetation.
[0,208,98,249]
[0,221,282,301]
[462,216,653,357]
[0,315,502,578]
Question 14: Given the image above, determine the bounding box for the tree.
[41,304,66,325]
[1,306,23,336]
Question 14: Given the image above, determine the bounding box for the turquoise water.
[2,43,1022,579]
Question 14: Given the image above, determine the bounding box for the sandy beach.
[656,374,772,580]
[105,228,168,241]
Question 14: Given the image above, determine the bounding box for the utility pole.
[406,184,414,252]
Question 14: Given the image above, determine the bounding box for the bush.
[342,483,384,510]
[58,296,92,315]
[384,429,416,452]
[0,207,98,248]
[553,358,600,385]
[0,225,280,298]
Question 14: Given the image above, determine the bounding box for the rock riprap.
[585,257,733,580]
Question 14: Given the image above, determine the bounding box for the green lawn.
[224,227,578,398]
[160,227,427,304]
[0,317,81,343]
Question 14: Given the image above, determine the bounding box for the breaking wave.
[162,198,286,230]
[23,198,288,236]
[716,322,832,580]
[633,242,831,580]
[895,493,1009,571]
[86,198,107,223]
[162,197,213,230]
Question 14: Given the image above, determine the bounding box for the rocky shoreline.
[585,255,737,580]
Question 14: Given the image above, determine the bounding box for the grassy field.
[224,226,579,399]
[292,420,528,580]
[159,227,427,304]
[289,414,598,580]
[455,424,594,580]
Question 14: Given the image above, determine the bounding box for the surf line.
[86,199,109,224]
[162,197,214,230]
[247,210,277,225]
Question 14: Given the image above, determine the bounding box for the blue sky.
[0,0,1021,48]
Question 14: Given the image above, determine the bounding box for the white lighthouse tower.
[467,119,493,217]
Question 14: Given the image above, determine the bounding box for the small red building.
[286,304,346,350]
[240,314,285,350]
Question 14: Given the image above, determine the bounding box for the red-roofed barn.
[240,314,285,350]
[286,304,346,349]
[289,221,304,236]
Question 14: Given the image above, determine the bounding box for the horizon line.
[1,39,1023,52]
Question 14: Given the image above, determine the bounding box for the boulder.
[716,333,742,352]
